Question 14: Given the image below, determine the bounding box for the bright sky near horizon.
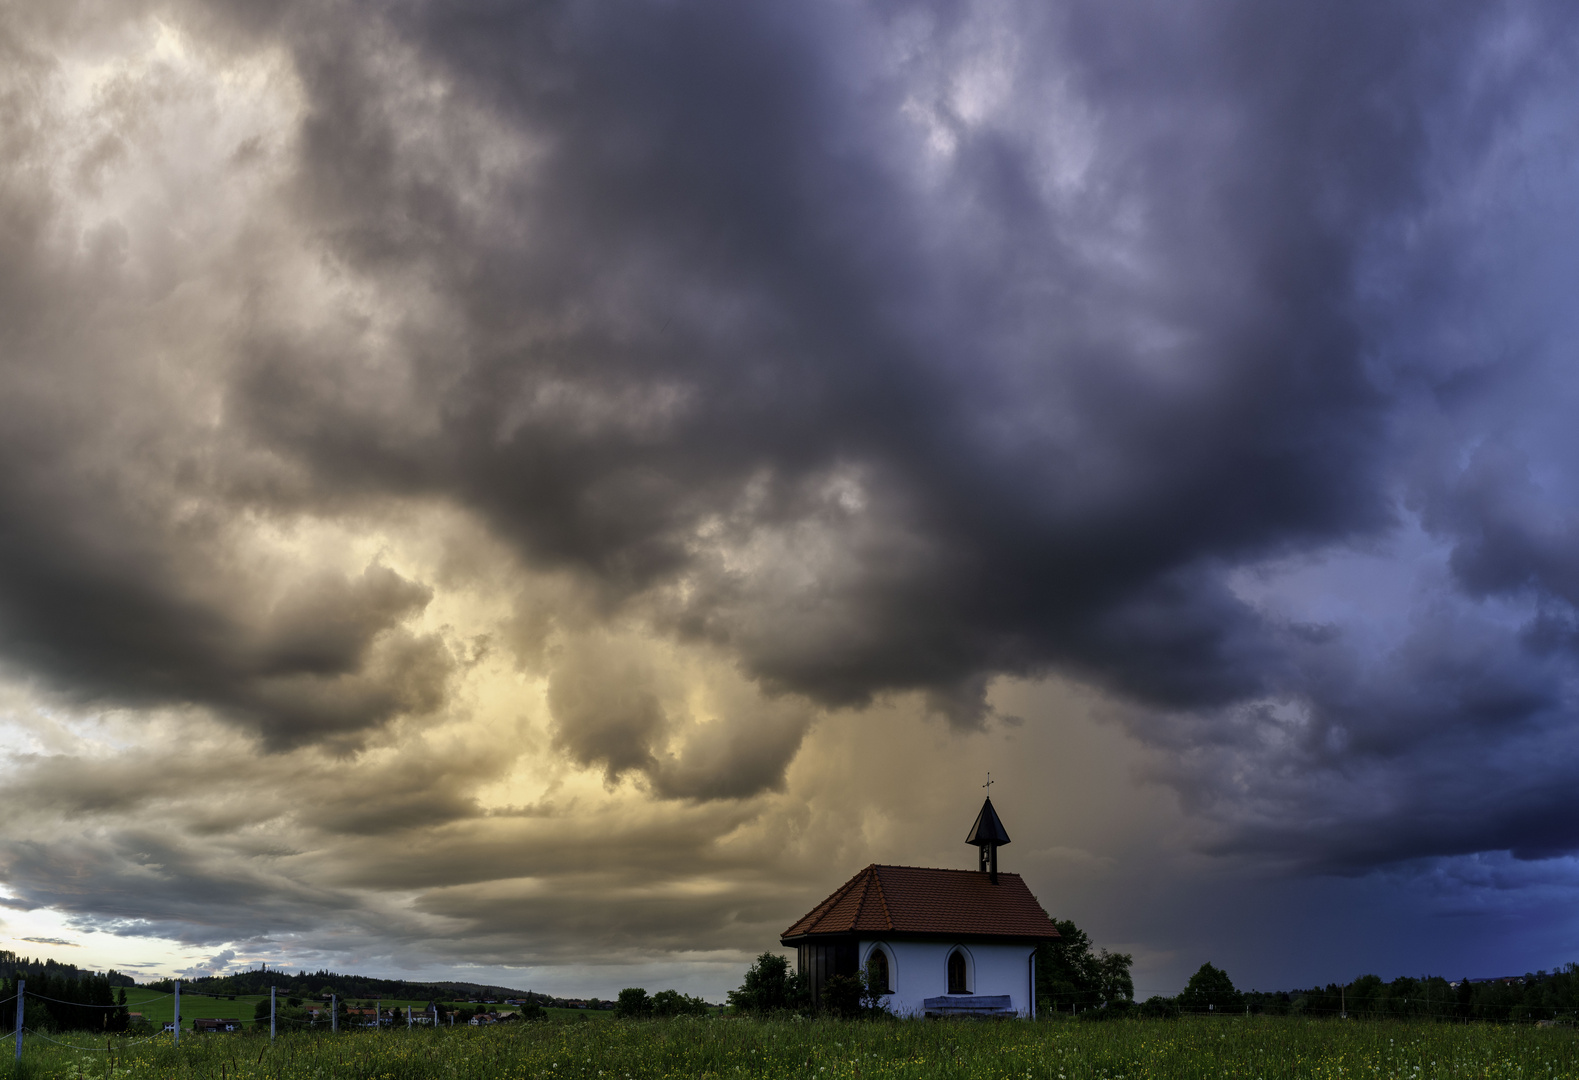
[4,0,1579,1003]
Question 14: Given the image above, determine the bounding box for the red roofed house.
[192,1018,241,1033]
[781,796,1058,1018]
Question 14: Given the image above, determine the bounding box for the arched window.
[947,949,969,994]
[865,948,890,994]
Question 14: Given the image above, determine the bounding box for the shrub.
[1080,999,1135,1021]
[1137,995,1181,1019]
[614,988,651,1018]
[650,989,710,1017]
[821,975,863,1019]
[727,953,807,1015]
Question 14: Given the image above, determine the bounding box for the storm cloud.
[3,0,1579,994]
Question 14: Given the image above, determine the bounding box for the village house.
[781,796,1060,1018]
[192,1018,242,1033]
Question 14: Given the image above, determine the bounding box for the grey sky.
[2,0,1579,997]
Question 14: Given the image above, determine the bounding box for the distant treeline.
[141,966,570,1008]
[0,950,136,1033]
[0,969,131,1033]
[0,950,136,987]
[1249,967,1579,1023]
[1117,962,1579,1024]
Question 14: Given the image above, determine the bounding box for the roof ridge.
[870,863,1024,878]
[869,866,894,931]
[788,863,876,936]
[846,871,871,928]
[851,866,878,930]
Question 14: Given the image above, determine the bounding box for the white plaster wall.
[859,940,1036,1018]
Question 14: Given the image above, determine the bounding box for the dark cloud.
[223,0,1432,720]
[200,0,1579,861]
[3,0,1579,991]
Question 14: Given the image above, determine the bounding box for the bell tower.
[965,785,1011,884]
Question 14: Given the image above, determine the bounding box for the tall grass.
[3,1015,1576,1080]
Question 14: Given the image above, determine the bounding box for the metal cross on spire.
[983,772,993,790]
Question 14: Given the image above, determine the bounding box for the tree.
[1456,976,1475,1019]
[1178,962,1243,1014]
[1096,949,1136,1005]
[1036,918,1135,1014]
[14,970,121,1033]
[727,953,806,1015]
[1344,974,1385,1017]
[108,986,129,1034]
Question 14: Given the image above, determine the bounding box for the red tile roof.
[781,864,1061,941]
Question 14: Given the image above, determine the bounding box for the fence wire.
[21,990,170,1008]
[21,1028,167,1051]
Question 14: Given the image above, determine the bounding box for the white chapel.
[780,796,1059,1018]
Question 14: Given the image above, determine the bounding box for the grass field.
[113,994,582,1028]
[4,1015,1578,1080]
[116,994,267,1027]
[540,1007,612,1022]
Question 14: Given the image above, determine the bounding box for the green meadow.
[114,995,265,1028]
[4,1016,1577,1080]
[539,1008,612,1022]
[113,995,554,1029]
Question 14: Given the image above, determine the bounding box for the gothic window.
[865,948,891,994]
[947,949,969,994]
